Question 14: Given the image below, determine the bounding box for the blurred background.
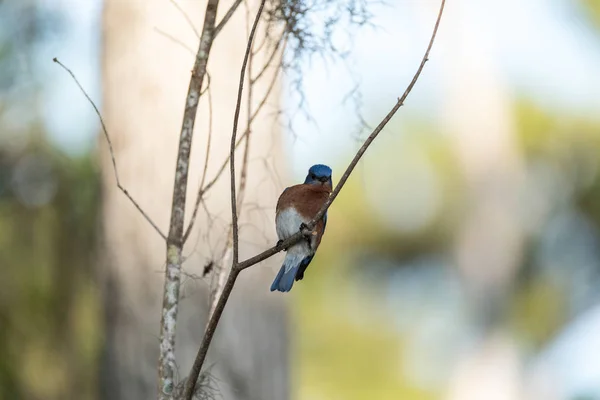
[2,0,600,399]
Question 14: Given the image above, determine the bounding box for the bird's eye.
[311,173,316,179]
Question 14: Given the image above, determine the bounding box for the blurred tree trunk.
[99,1,288,399]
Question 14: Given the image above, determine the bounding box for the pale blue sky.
[282,0,600,176]
[44,0,600,165]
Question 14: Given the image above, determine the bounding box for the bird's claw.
[276,239,288,251]
[299,223,312,246]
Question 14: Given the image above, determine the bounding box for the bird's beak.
[318,176,329,184]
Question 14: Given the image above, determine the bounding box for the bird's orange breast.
[276,184,331,220]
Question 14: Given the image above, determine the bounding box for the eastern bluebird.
[270,164,333,292]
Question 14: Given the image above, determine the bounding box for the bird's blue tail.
[270,251,307,292]
[270,264,298,292]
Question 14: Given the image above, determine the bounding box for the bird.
[270,164,333,292]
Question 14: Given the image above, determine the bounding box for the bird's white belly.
[276,207,309,241]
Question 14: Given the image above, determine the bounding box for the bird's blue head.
[304,164,333,187]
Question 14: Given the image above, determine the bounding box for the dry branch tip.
[53,57,168,241]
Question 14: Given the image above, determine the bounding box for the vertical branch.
[205,0,263,329]
[229,0,262,265]
[183,0,267,398]
[237,0,255,211]
[158,0,220,398]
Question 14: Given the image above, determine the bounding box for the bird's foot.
[299,223,313,246]
[276,239,289,251]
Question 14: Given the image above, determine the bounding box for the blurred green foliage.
[295,99,600,398]
[580,0,600,30]
[0,2,103,398]
[294,121,462,399]
[0,144,102,399]
[511,99,600,348]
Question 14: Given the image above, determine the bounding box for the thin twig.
[182,37,285,243]
[229,0,266,295]
[251,18,283,57]
[200,80,214,193]
[207,236,232,322]
[183,1,446,396]
[237,0,255,211]
[250,32,285,84]
[200,72,212,96]
[249,50,283,121]
[206,0,254,321]
[154,27,196,55]
[205,0,260,327]
[214,0,243,37]
[53,58,168,241]
[182,0,267,398]
[159,0,221,397]
[169,0,201,39]
[251,32,269,56]
[305,1,446,228]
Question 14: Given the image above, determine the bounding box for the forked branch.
[53,58,168,241]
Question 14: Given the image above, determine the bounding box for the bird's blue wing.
[295,255,314,281]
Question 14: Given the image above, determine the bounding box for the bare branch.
[183,268,240,400]
[182,39,284,245]
[251,24,274,56]
[237,0,257,211]
[306,0,446,228]
[249,50,283,121]
[214,0,244,37]
[182,0,267,398]
[154,27,196,55]
[182,1,446,396]
[53,57,168,241]
[169,0,201,39]
[206,238,232,326]
[204,0,267,335]
[182,5,282,248]
[250,32,286,84]
[229,0,266,307]
[159,0,221,397]
[206,0,256,323]
[200,72,212,97]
